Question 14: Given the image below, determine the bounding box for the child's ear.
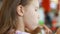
[17,5,24,16]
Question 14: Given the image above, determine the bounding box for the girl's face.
[23,0,40,30]
[24,0,39,29]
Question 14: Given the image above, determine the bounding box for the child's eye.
[35,7,39,12]
[35,9,38,11]
[35,9,39,12]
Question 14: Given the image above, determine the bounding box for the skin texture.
[23,0,39,31]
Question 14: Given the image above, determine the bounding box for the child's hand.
[45,28,52,34]
[43,25,52,34]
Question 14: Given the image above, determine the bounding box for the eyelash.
[35,9,38,11]
[35,9,39,12]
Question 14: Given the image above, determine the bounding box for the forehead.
[32,0,39,7]
[25,0,39,8]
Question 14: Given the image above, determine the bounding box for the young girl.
[0,0,52,34]
[0,0,41,34]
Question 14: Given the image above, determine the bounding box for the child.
[0,0,52,34]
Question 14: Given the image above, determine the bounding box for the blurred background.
[0,0,60,34]
[39,0,60,34]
